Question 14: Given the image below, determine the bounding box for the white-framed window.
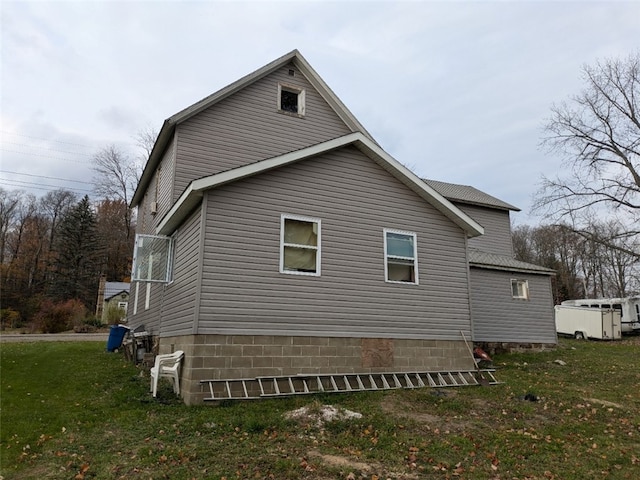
[511,279,529,299]
[131,234,174,283]
[133,283,139,315]
[145,283,151,310]
[117,301,128,311]
[384,229,418,284]
[280,214,320,276]
[278,83,305,116]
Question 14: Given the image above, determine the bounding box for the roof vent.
[288,68,295,76]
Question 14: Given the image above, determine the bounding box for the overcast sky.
[1,0,638,224]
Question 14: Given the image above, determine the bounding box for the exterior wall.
[137,137,176,233]
[197,146,473,340]
[456,204,513,256]
[156,138,176,218]
[470,267,557,344]
[101,293,129,323]
[173,62,353,201]
[157,334,475,405]
[128,209,202,336]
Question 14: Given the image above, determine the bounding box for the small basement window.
[278,83,305,116]
[511,279,529,299]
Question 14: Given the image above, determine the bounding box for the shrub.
[0,309,21,330]
[104,304,127,325]
[33,299,88,333]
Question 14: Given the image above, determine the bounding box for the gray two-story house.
[127,50,555,404]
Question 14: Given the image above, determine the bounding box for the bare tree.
[92,145,138,241]
[92,145,138,205]
[535,52,640,228]
[134,126,158,162]
[0,188,23,265]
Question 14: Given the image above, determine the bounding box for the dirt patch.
[306,450,420,480]
[379,392,474,432]
[307,450,372,471]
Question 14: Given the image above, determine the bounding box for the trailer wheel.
[574,331,585,340]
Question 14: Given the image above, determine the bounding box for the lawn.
[1,338,639,479]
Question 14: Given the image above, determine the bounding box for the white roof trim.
[156,133,484,237]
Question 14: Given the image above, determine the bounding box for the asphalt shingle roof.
[105,282,130,300]
[468,249,555,274]
[424,179,520,212]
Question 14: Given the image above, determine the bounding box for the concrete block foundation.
[157,334,475,405]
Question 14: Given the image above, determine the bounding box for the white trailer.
[554,305,622,340]
[560,297,640,334]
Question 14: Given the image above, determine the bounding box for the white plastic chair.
[150,350,184,397]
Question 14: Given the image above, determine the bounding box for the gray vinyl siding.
[158,209,202,337]
[173,62,353,200]
[138,177,158,235]
[455,204,513,256]
[196,146,472,340]
[127,209,202,336]
[470,268,557,343]
[156,138,176,219]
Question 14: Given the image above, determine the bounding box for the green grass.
[1,338,639,479]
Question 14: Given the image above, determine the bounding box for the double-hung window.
[511,279,529,299]
[384,229,418,284]
[280,214,320,275]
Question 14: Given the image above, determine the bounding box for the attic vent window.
[278,83,305,116]
[288,68,295,76]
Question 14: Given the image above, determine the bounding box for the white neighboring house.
[96,278,130,324]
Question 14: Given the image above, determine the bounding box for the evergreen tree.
[51,196,101,310]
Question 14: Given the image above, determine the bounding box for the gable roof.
[424,179,520,212]
[131,50,376,208]
[155,132,484,238]
[104,282,130,301]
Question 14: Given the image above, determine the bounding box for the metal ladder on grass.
[200,369,500,401]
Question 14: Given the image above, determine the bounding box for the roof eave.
[156,132,484,238]
[131,119,175,207]
[470,262,556,275]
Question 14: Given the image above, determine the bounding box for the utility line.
[0,170,93,185]
[0,178,94,194]
[0,148,90,163]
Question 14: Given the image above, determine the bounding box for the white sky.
[1,0,638,224]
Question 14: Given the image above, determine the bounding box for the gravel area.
[0,332,109,343]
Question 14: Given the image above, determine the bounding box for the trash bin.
[106,324,129,352]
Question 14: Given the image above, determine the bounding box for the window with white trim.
[280,214,320,275]
[384,229,418,284]
[133,283,139,315]
[278,83,305,116]
[131,234,174,283]
[511,279,529,299]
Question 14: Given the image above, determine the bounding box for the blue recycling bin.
[106,325,129,352]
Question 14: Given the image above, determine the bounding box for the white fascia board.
[352,137,485,238]
[170,50,299,125]
[156,132,484,238]
[292,55,378,143]
[156,134,361,235]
